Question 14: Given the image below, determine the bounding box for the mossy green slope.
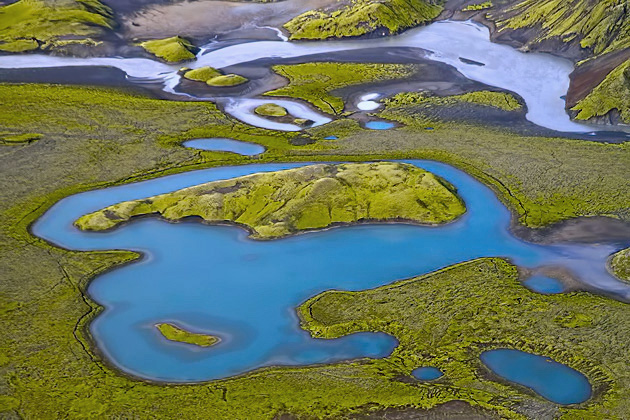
[610,247,630,282]
[571,60,630,122]
[266,62,416,114]
[299,257,630,418]
[75,162,466,238]
[284,0,443,40]
[140,36,197,63]
[0,0,114,53]
[492,0,630,58]
[156,323,220,347]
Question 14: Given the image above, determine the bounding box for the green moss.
[183,66,221,82]
[385,90,522,111]
[610,247,630,282]
[75,162,466,237]
[0,132,42,145]
[182,68,247,86]
[377,94,630,227]
[300,257,630,418]
[1,83,630,418]
[156,323,220,347]
[266,62,416,114]
[255,103,288,117]
[0,0,113,53]
[571,60,630,123]
[492,0,630,58]
[462,1,492,11]
[140,36,197,63]
[0,38,38,52]
[206,74,248,87]
[284,0,443,40]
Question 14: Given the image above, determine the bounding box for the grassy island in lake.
[156,323,220,347]
[74,162,466,238]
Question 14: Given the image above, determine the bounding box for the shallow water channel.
[0,20,602,133]
[32,160,629,382]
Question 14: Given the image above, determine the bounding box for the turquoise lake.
[32,160,629,382]
[411,367,443,381]
[481,348,592,404]
[183,138,265,155]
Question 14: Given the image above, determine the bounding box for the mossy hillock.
[140,36,197,63]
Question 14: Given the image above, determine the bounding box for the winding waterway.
[0,20,600,133]
[32,160,630,382]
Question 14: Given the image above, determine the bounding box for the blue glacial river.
[32,160,630,382]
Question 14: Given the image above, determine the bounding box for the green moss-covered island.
[156,323,220,347]
[74,162,466,238]
[254,103,288,117]
[140,36,198,63]
[610,248,630,282]
[206,74,248,87]
[182,66,248,87]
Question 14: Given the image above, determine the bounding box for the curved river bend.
[0,20,595,133]
[32,160,630,382]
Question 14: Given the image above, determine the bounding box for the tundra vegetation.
[140,36,197,62]
[74,162,466,238]
[266,62,417,114]
[0,0,114,53]
[156,323,220,347]
[284,0,444,39]
[0,63,629,420]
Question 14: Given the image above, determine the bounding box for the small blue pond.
[182,138,265,156]
[324,136,338,140]
[523,275,565,294]
[481,349,592,405]
[412,367,443,381]
[365,121,395,130]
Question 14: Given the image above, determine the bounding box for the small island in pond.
[74,162,466,238]
[156,323,220,347]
